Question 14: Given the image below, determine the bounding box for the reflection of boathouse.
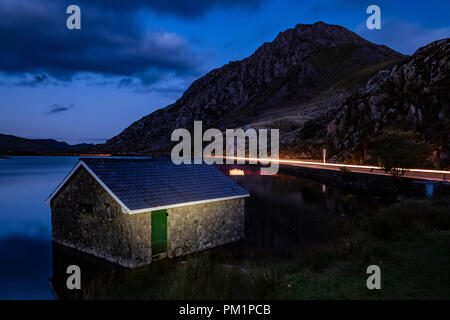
[46,158,249,268]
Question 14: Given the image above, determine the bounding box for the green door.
[151,209,167,255]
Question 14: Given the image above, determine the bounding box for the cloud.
[355,20,450,54]
[80,0,265,18]
[0,0,215,85]
[118,78,133,88]
[15,74,53,87]
[135,85,186,98]
[46,103,75,115]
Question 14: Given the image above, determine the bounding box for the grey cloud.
[79,0,265,18]
[356,20,450,54]
[0,0,212,85]
[15,74,51,87]
[46,103,75,115]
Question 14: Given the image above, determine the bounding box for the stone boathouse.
[46,158,249,268]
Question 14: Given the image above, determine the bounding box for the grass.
[63,197,450,300]
[327,58,400,94]
[278,197,450,299]
[279,232,450,299]
[77,250,278,300]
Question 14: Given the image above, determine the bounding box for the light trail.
[229,168,245,176]
[208,155,450,176]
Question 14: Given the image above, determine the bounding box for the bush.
[370,129,432,177]
[363,199,450,240]
[301,120,322,139]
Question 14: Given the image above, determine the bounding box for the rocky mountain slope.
[95,22,403,155]
[94,22,449,167]
[319,38,449,165]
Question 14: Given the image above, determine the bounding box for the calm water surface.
[0,156,79,299]
[0,156,380,299]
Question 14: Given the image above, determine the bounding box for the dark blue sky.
[0,0,449,144]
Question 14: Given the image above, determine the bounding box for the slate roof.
[79,158,249,212]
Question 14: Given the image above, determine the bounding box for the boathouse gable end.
[50,165,153,268]
[48,158,249,268]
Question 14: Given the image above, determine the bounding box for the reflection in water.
[0,156,80,300]
[50,243,123,300]
[0,236,53,299]
[0,156,79,237]
[232,172,383,258]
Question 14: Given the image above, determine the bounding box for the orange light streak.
[229,169,245,176]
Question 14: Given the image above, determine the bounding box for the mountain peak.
[271,21,370,49]
[295,21,342,29]
[96,22,405,155]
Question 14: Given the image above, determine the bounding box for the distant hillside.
[0,134,93,155]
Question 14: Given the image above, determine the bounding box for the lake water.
[0,156,80,299]
[0,156,381,299]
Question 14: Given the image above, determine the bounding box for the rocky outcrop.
[324,39,450,164]
[95,22,403,155]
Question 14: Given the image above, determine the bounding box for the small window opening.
[80,203,94,215]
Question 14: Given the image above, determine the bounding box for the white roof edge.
[45,160,133,214]
[79,162,133,214]
[45,160,82,205]
[128,193,250,215]
[46,160,250,215]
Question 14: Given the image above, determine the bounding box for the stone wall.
[167,199,245,258]
[51,166,152,268]
[51,166,247,267]
[279,164,442,197]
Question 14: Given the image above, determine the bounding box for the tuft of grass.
[78,251,277,300]
[362,198,450,240]
[279,232,450,299]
